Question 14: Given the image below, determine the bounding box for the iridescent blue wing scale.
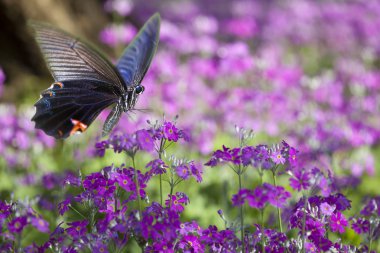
[117,13,160,86]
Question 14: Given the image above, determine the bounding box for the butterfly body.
[31,13,160,139]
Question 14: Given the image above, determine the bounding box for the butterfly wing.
[31,22,125,92]
[117,13,160,86]
[30,23,126,138]
[32,80,119,138]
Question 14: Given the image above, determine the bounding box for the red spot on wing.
[70,119,88,136]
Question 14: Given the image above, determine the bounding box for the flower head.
[8,216,27,233]
[66,220,88,238]
[330,212,348,233]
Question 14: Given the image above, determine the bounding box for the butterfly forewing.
[31,23,125,93]
[117,13,160,86]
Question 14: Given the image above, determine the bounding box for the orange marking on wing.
[70,119,88,136]
[52,82,64,88]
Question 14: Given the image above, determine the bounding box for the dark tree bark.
[0,0,111,102]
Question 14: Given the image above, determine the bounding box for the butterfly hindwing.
[117,13,160,86]
[32,80,118,139]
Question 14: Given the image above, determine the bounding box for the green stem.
[272,171,283,233]
[261,208,265,253]
[368,222,373,252]
[132,154,142,218]
[238,166,245,253]
[158,139,165,206]
[301,194,308,253]
[69,205,86,219]
[169,177,174,208]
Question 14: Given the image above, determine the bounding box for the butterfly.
[31,13,160,139]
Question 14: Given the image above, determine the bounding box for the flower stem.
[301,194,308,253]
[238,166,245,253]
[158,139,165,206]
[261,208,266,253]
[368,222,373,252]
[131,154,142,218]
[272,171,283,233]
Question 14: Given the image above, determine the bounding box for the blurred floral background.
[0,0,380,252]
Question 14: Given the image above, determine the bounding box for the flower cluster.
[98,0,380,177]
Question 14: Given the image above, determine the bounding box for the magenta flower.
[136,129,154,151]
[116,173,132,192]
[30,217,49,233]
[330,212,348,233]
[8,216,27,233]
[163,121,179,142]
[66,220,88,238]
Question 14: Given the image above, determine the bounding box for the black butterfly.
[31,13,160,139]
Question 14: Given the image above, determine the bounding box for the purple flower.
[8,216,27,233]
[175,164,190,180]
[288,147,298,167]
[95,140,108,157]
[177,234,204,252]
[136,129,154,151]
[146,159,168,175]
[189,162,203,182]
[263,183,291,208]
[30,217,49,233]
[326,194,351,212]
[304,242,319,253]
[271,150,286,164]
[360,197,380,216]
[246,187,268,209]
[163,121,179,142]
[165,193,189,213]
[330,212,348,233]
[205,145,241,166]
[232,189,251,206]
[0,200,12,220]
[93,241,109,253]
[289,169,311,191]
[351,218,370,234]
[58,198,71,216]
[320,202,335,216]
[66,220,88,238]
[116,173,133,192]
